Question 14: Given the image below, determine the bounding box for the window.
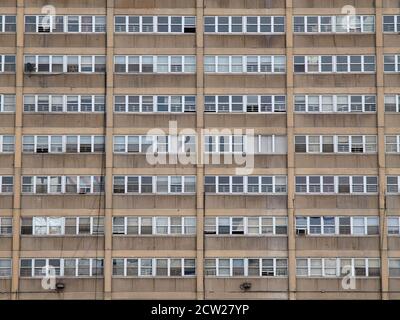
[387,176,400,194]
[1,15,16,32]
[383,16,400,33]
[24,55,105,73]
[0,95,15,112]
[388,217,400,235]
[0,136,14,153]
[0,217,12,236]
[0,176,13,193]
[0,259,11,277]
[0,55,16,72]
[389,259,400,277]
[384,55,399,73]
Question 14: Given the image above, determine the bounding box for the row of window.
[205,258,287,277]
[204,176,287,194]
[295,216,379,236]
[204,16,284,33]
[114,56,196,73]
[1,134,399,155]
[294,135,377,153]
[113,176,196,194]
[114,16,196,33]
[294,55,376,73]
[22,135,105,153]
[25,55,106,73]
[294,15,375,33]
[23,95,105,113]
[112,258,195,277]
[294,95,376,113]
[4,94,400,114]
[295,176,378,194]
[19,258,104,277]
[1,258,400,278]
[20,216,104,235]
[112,216,196,235]
[204,216,287,235]
[3,176,400,195]
[25,15,106,33]
[2,15,397,34]
[114,95,196,113]
[21,176,104,194]
[0,55,398,74]
[2,216,400,237]
[296,258,380,277]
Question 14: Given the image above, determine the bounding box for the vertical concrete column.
[285,0,296,300]
[104,0,115,300]
[375,0,389,301]
[11,0,24,301]
[195,0,205,300]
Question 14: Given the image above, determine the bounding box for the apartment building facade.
[0,0,400,300]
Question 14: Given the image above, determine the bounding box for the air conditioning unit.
[240,282,252,291]
[296,228,307,236]
[25,63,36,73]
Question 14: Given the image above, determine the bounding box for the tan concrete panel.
[114,35,196,49]
[0,155,14,169]
[23,114,105,128]
[205,35,286,49]
[113,236,196,250]
[0,196,13,209]
[20,195,105,210]
[294,35,376,48]
[0,75,16,88]
[205,236,288,251]
[294,195,379,209]
[23,74,106,89]
[24,34,106,48]
[296,236,380,251]
[294,74,376,88]
[114,74,196,89]
[205,278,288,299]
[294,114,377,128]
[113,114,196,129]
[20,236,104,251]
[295,154,378,169]
[205,75,286,89]
[112,195,196,209]
[205,195,288,210]
[204,114,287,129]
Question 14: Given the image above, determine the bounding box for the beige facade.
[0,0,399,300]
